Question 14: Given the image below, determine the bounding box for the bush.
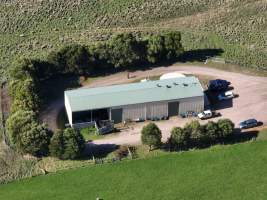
[204,121,219,143]
[170,119,235,150]
[217,119,235,139]
[169,127,190,149]
[9,78,40,113]
[49,130,64,158]
[114,145,129,160]
[6,110,36,147]
[49,128,85,160]
[184,120,203,146]
[20,123,52,156]
[6,110,52,156]
[141,123,162,151]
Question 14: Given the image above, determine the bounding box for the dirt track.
[40,65,267,145]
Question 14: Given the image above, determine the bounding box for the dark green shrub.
[6,110,52,156]
[9,78,40,113]
[184,120,203,146]
[20,123,52,156]
[217,119,235,139]
[49,128,85,160]
[49,130,64,158]
[170,127,190,149]
[141,123,162,151]
[204,121,219,142]
[6,110,36,147]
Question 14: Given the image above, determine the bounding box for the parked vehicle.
[208,79,231,91]
[197,110,212,119]
[218,91,235,101]
[197,110,221,120]
[239,119,258,129]
[180,111,198,118]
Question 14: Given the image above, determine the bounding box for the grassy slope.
[0,0,266,78]
[2,141,267,200]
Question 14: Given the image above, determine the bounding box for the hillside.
[2,141,267,200]
[0,0,266,79]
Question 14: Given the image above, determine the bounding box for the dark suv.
[208,79,231,91]
[239,119,258,129]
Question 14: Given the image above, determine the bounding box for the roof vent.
[166,85,172,88]
[173,82,179,86]
[157,84,162,87]
[183,83,188,87]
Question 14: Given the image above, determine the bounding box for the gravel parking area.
[40,65,267,145]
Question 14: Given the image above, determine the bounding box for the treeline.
[6,31,183,158]
[141,119,235,151]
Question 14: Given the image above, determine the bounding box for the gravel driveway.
[40,65,267,145]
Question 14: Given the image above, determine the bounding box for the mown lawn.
[1,141,267,200]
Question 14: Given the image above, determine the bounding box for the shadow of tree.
[84,143,119,159]
[40,48,224,105]
[162,129,259,152]
[225,129,258,144]
[179,48,224,62]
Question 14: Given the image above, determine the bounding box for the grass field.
[2,140,267,200]
[0,0,266,80]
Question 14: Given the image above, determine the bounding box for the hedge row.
[141,119,235,151]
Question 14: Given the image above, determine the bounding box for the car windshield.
[247,119,256,123]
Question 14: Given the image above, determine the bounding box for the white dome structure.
[160,72,186,80]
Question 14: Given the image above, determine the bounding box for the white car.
[198,110,212,119]
[218,91,235,101]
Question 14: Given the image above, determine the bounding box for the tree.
[146,34,165,63]
[9,58,35,81]
[108,33,140,68]
[6,110,51,156]
[146,31,183,63]
[87,42,112,70]
[204,121,219,143]
[184,120,203,146]
[49,130,64,158]
[170,127,190,150]
[47,44,92,75]
[163,31,184,60]
[9,78,40,113]
[217,119,235,139]
[49,128,85,160]
[20,123,52,156]
[141,123,162,151]
[6,110,36,147]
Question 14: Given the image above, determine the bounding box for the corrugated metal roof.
[65,77,204,112]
